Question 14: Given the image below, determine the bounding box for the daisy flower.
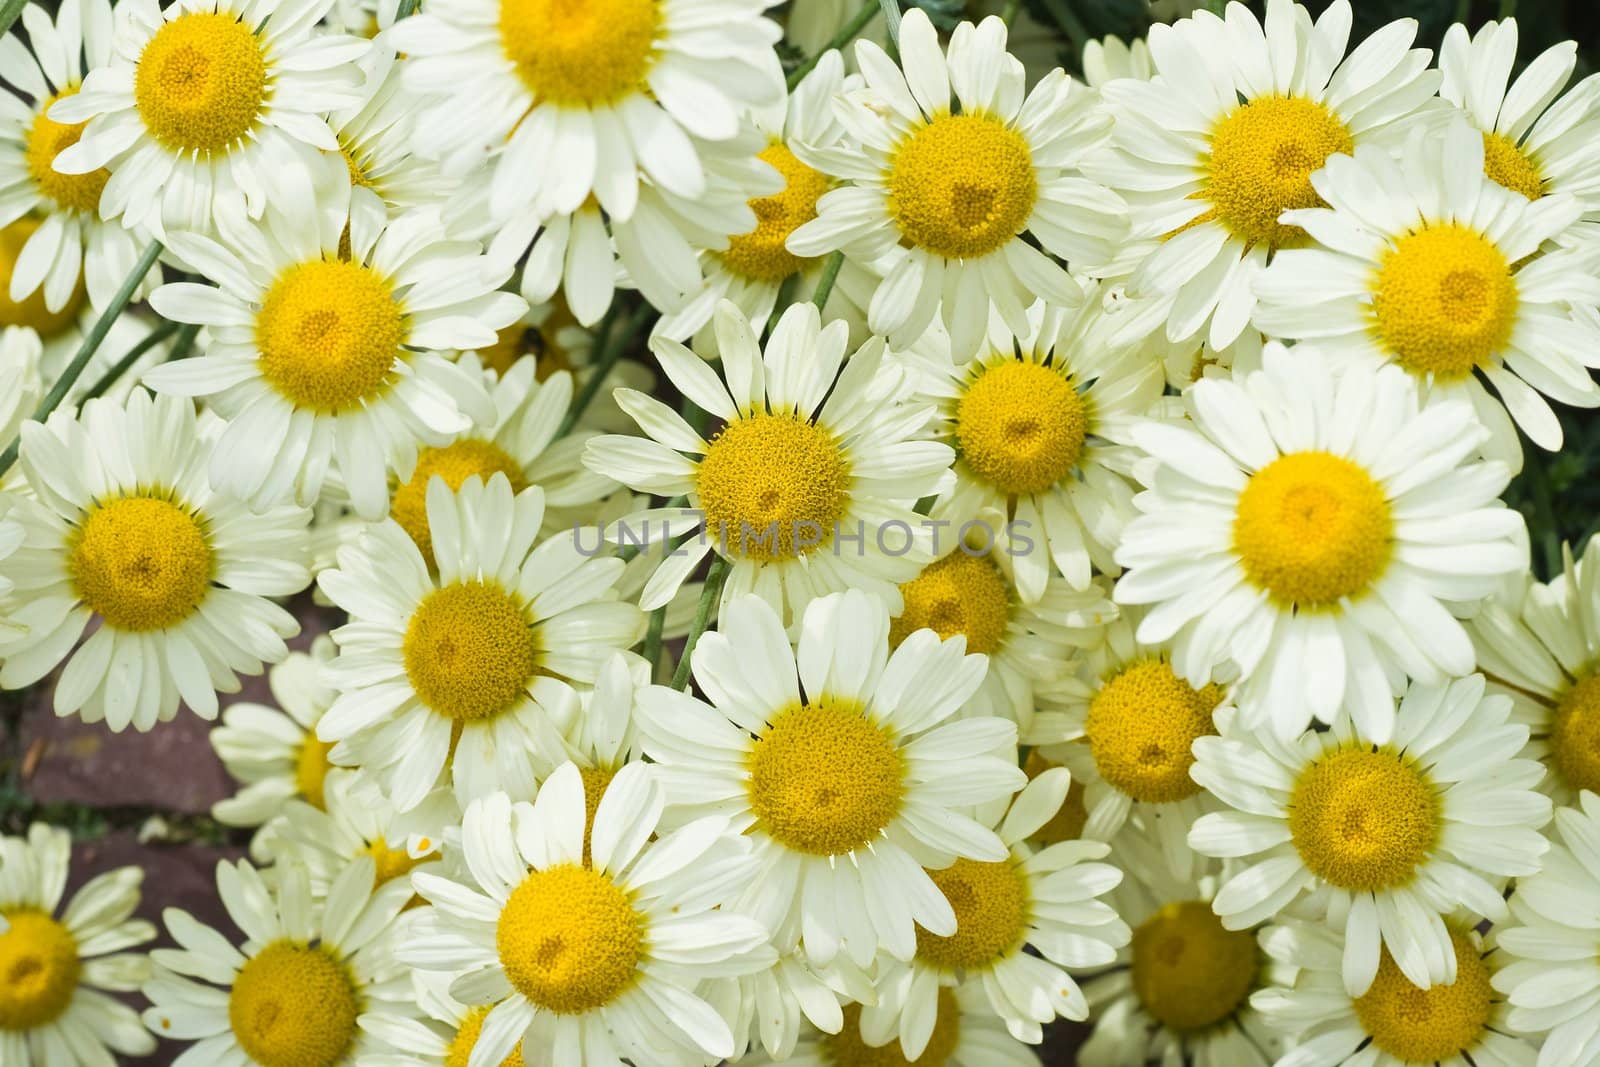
[518,651,650,803]
[0,218,88,338]
[1188,676,1551,996]
[636,590,1027,967]
[0,325,43,448]
[0,824,155,1067]
[0,0,155,312]
[862,770,1131,1053]
[0,390,311,732]
[906,300,1168,600]
[1024,606,1236,853]
[49,0,371,236]
[787,9,1123,360]
[1490,791,1600,1065]
[1253,918,1533,1067]
[329,44,457,219]
[398,764,775,1066]
[315,473,644,811]
[1113,343,1525,743]
[585,300,953,625]
[142,856,414,1067]
[388,0,784,223]
[1087,0,1439,349]
[143,202,523,519]
[274,768,455,897]
[1081,34,1153,87]
[715,948,875,1063]
[358,969,547,1067]
[210,638,339,861]
[1254,119,1600,459]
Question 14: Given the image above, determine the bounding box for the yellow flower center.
[294,734,334,810]
[69,496,213,632]
[747,699,905,856]
[0,220,85,337]
[1289,747,1439,891]
[1354,929,1493,1063]
[497,863,644,1014]
[403,581,539,722]
[889,552,1011,655]
[1083,658,1222,804]
[499,0,661,107]
[26,91,110,214]
[914,858,1030,971]
[720,143,829,284]
[228,941,359,1067]
[1130,900,1257,1033]
[133,11,269,154]
[1204,95,1353,249]
[1482,132,1543,200]
[1371,224,1519,381]
[256,259,408,413]
[1550,673,1600,795]
[696,413,850,562]
[0,910,81,1031]
[888,112,1038,260]
[1023,751,1088,845]
[446,1007,527,1067]
[1233,451,1392,608]
[825,988,962,1066]
[579,766,615,868]
[955,360,1087,496]
[391,440,528,563]
[363,836,421,885]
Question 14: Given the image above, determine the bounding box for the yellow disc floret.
[392,440,527,561]
[364,836,421,886]
[1551,673,1600,795]
[1130,900,1258,1032]
[1289,746,1439,891]
[499,0,661,107]
[26,91,110,214]
[1083,658,1222,804]
[748,699,905,856]
[257,259,407,413]
[825,988,962,1066]
[1023,751,1088,845]
[722,143,830,284]
[134,12,268,153]
[294,734,334,810]
[696,413,849,561]
[497,863,644,1014]
[69,495,213,632]
[1372,224,1519,381]
[888,113,1037,260]
[403,581,539,721]
[1482,132,1543,200]
[578,765,616,867]
[955,360,1087,496]
[1204,95,1353,249]
[0,221,86,336]
[446,1006,527,1067]
[890,552,1011,655]
[915,858,1030,971]
[1233,451,1393,608]
[1354,929,1494,1063]
[0,910,81,1031]
[227,941,359,1067]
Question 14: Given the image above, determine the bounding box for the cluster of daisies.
[5,0,1600,1063]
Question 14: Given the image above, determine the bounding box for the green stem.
[558,300,652,437]
[79,321,180,402]
[0,0,25,38]
[811,251,845,312]
[788,1,882,89]
[1526,454,1561,580]
[641,606,667,683]
[394,0,421,17]
[1038,0,1088,46]
[167,322,201,363]
[0,240,163,478]
[670,555,730,691]
[878,0,901,59]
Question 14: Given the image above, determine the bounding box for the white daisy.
[357,969,541,1067]
[0,217,92,339]
[388,0,784,222]
[585,299,953,626]
[315,473,644,811]
[714,947,874,1063]
[787,8,1123,359]
[398,763,775,1066]
[329,43,457,220]
[142,855,414,1067]
[0,824,155,1067]
[273,768,455,897]
[1253,917,1533,1067]
[862,770,1131,1052]
[1188,677,1551,997]
[0,325,43,449]
[0,390,311,731]
[1087,0,1439,349]
[0,0,155,311]
[143,201,524,518]
[1081,34,1153,87]
[1113,342,1526,742]
[1254,118,1600,459]
[49,0,371,236]
[636,590,1027,967]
